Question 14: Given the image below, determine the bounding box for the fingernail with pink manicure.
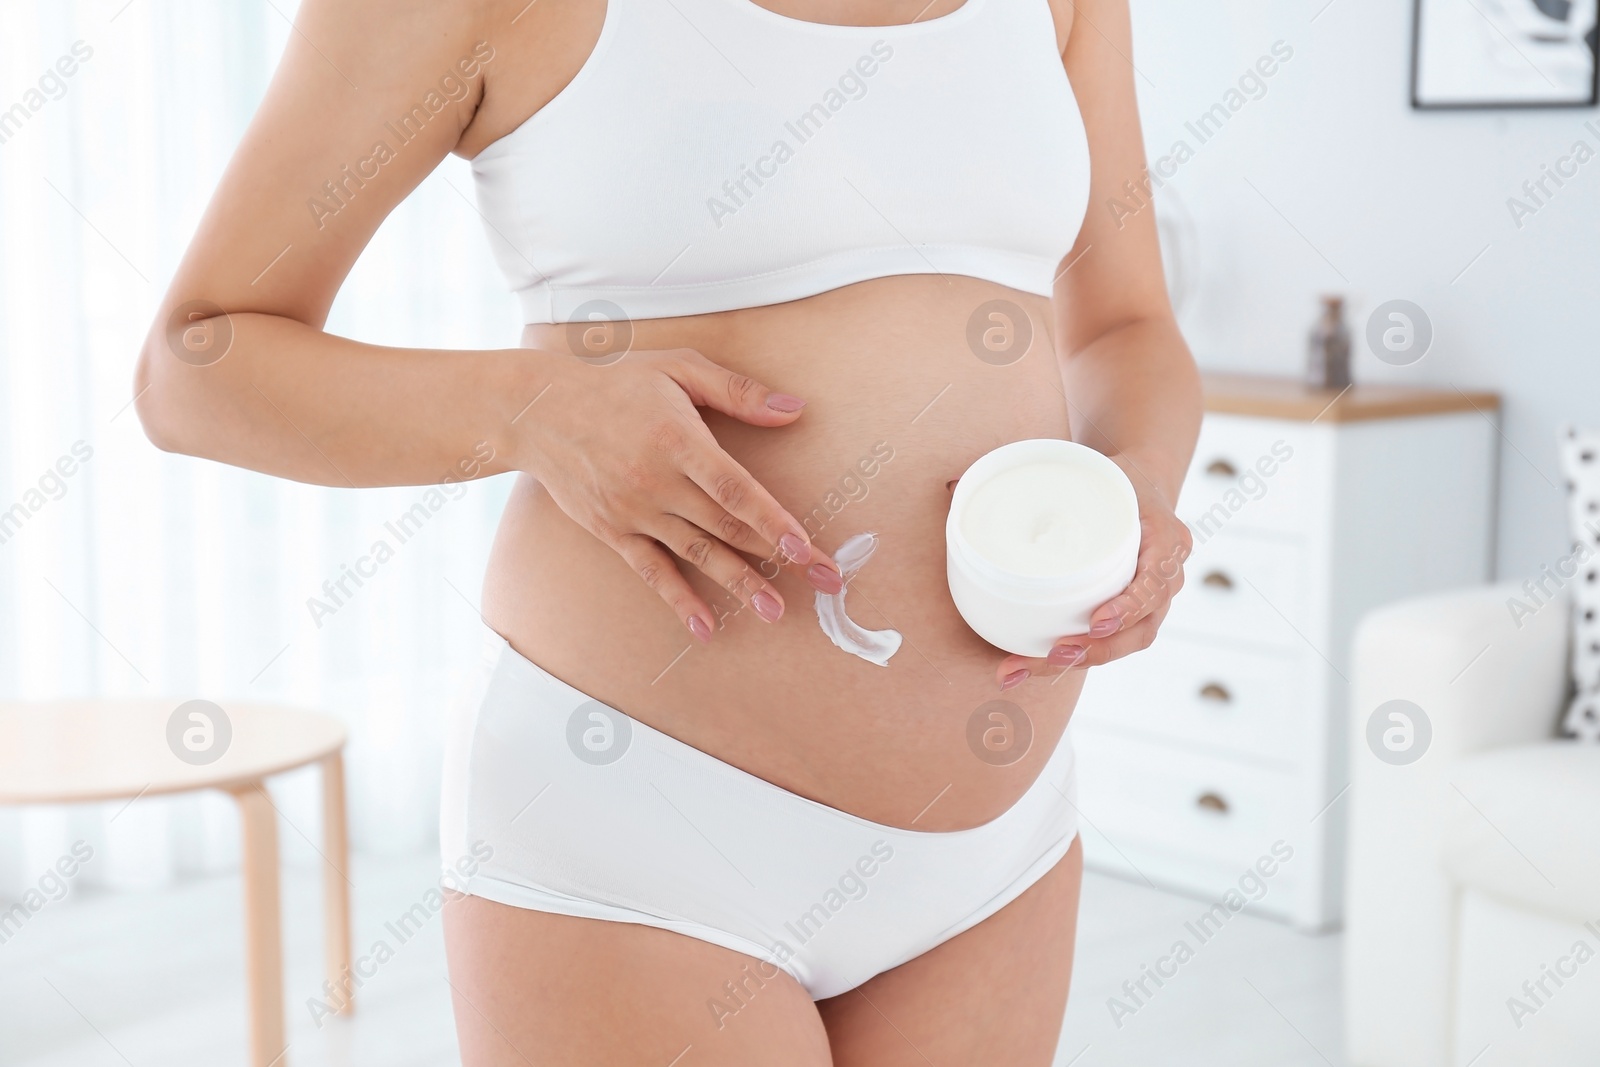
[1000,669,1030,691]
[751,591,784,622]
[687,616,712,644]
[1089,616,1121,639]
[807,564,843,595]
[766,393,806,413]
[779,533,811,564]
[1048,644,1086,668]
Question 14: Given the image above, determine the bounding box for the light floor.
[0,852,1343,1067]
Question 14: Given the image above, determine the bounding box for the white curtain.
[0,0,521,896]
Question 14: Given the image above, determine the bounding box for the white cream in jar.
[946,439,1140,657]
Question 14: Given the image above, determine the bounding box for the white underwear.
[439,623,1080,1000]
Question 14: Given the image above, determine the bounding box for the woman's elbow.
[135,305,246,454]
[132,337,192,455]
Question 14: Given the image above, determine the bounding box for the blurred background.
[1,0,1596,1064]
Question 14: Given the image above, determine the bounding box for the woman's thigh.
[817,837,1084,1067]
[442,893,834,1067]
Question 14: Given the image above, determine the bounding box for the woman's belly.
[482,275,1088,831]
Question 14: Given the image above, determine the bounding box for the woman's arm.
[135,0,839,639]
[1052,0,1201,502]
[133,0,527,484]
[997,0,1202,686]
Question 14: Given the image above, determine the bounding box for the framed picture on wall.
[1413,0,1599,108]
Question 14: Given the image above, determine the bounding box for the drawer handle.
[1202,570,1234,590]
[1205,458,1238,478]
[1199,682,1232,703]
[1196,792,1230,815]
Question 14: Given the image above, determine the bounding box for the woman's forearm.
[1059,316,1202,503]
[134,312,548,488]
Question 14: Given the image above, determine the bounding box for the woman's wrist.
[1104,447,1187,510]
[481,345,570,478]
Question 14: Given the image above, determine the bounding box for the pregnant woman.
[135,0,1200,1061]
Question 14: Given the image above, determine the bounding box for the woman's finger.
[609,532,719,645]
[994,607,1169,688]
[661,348,810,430]
[1070,611,1163,671]
[995,639,1090,689]
[1086,521,1191,637]
[675,430,832,571]
[650,514,788,622]
[672,488,843,594]
[641,368,840,579]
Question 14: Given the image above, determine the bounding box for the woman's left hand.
[993,456,1192,690]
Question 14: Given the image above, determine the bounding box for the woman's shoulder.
[453,0,611,160]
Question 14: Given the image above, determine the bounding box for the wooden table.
[0,700,351,1067]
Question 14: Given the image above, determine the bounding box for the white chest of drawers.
[1071,374,1500,931]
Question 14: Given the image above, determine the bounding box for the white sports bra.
[469,0,1091,325]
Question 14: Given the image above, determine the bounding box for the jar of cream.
[946,439,1141,657]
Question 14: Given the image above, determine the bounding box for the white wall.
[1129,0,1600,582]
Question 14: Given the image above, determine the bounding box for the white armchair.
[1344,582,1600,1067]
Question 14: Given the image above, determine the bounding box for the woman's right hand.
[516,347,843,645]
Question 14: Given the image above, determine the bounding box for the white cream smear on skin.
[815,532,902,667]
[959,461,1129,576]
